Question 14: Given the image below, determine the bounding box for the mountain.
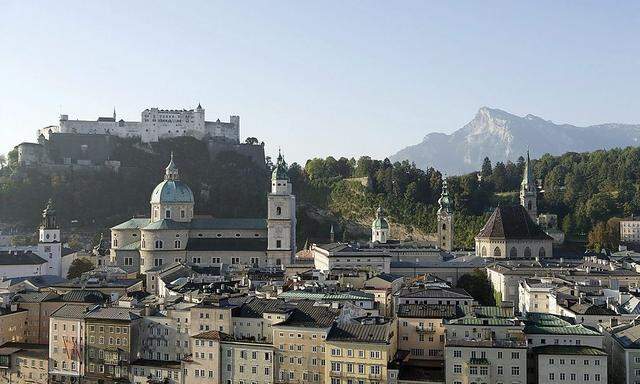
[390,107,640,174]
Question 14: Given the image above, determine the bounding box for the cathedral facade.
[109,152,296,279]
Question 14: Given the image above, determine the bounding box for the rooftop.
[477,205,553,240]
[327,319,393,344]
[397,304,462,319]
[532,345,607,356]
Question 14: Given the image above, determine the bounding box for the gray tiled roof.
[51,304,95,319]
[233,298,292,318]
[278,300,339,328]
[397,287,472,299]
[397,304,462,319]
[84,307,141,321]
[327,320,393,343]
[0,251,47,265]
[61,290,108,303]
[13,291,60,303]
[477,205,552,240]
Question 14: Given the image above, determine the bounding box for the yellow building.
[0,309,28,345]
[325,317,397,384]
[0,343,49,384]
[272,301,338,384]
[397,304,462,361]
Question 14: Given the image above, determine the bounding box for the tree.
[481,157,492,179]
[456,268,496,305]
[587,217,620,252]
[244,137,259,145]
[67,258,95,279]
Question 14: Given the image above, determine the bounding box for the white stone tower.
[371,206,390,243]
[267,151,296,266]
[520,151,538,221]
[437,178,454,251]
[38,199,62,277]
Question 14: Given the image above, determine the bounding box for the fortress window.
[235,233,241,237]
[174,240,181,248]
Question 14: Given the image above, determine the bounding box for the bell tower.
[267,151,296,266]
[38,199,62,277]
[520,151,538,221]
[437,178,454,251]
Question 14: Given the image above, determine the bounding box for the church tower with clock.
[267,151,296,266]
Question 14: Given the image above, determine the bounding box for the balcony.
[329,371,345,378]
[369,373,382,380]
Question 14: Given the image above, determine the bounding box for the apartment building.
[0,343,49,384]
[84,307,142,384]
[183,330,222,384]
[49,305,92,384]
[273,301,338,384]
[324,317,398,384]
[0,308,28,345]
[396,304,462,361]
[130,360,181,384]
[601,320,640,384]
[444,339,528,384]
[220,338,274,384]
[531,345,607,384]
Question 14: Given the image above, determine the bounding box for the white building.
[620,218,640,244]
[110,152,296,293]
[39,104,239,144]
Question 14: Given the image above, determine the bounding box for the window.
[493,247,501,257]
[511,352,520,359]
[453,364,462,374]
[276,240,282,248]
[276,207,282,215]
[174,240,181,248]
[165,210,171,219]
[497,366,503,375]
[469,366,478,375]
[155,240,163,249]
[453,350,462,358]
[549,373,555,380]
[511,367,520,376]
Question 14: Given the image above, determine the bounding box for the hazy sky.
[1,1,638,164]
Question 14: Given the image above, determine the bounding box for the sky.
[0,1,639,164]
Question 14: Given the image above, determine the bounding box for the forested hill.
[291,146,640,250]
[0,137,269,230]
[1,136,639,252]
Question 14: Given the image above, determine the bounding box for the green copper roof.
[271,151,289,181]
[150,180,194,204]
[372,206,389,230]
[521,150,534,188]
[437,179,453,215]
[532,345,607,356]
[151,154,195,204]
[112,218,151,230]
[143,219,190,231]
[524,324,600,336]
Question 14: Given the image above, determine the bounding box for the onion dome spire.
[165,151,180,181]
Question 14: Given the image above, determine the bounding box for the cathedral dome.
[371,206,389,230]
[150,153,194,204]
[150,180,194,204]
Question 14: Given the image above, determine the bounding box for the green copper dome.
[150,153,194,204]
[372,206,389,230]
[271,150,289,181]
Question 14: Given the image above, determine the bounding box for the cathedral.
[109,151,296,281]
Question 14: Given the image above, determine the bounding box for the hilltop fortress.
[39,103,239,143]
[17,104,264,168]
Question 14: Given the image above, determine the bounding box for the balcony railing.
[416,325,436,333]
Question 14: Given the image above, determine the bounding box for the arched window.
[442,223,446,230]
[481,246,487,257]
[155,240,163,249]
[524,247,531,258]
[276,207,282,216]
[493,247,501,257]
[539,247,546,258]
[509,247,517,258]
[276,259,281,266]
[174,240,181,249]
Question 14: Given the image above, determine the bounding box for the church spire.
[165,151,179,181]
[437,177,453,215]
[520,150,537,221]
[521,150,534,188]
